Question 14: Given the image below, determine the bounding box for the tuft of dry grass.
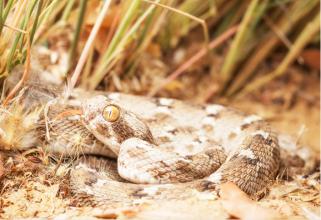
[1,0,319,99]
[0,101,42,151]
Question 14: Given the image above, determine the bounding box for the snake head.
[81,95,154,154]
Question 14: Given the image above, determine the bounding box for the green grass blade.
[61,0,76,21]
[2,0,14,21]
[220,0,263,86]
[0,0,3,35]
[68,0,87,69]
[29,0,43,45]
[89,0,142,89]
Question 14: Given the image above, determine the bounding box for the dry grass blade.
[148,25,239,97]
[2,24,28,34]
[219,0,263,90]
[226,0,319,96]
[88,0,210,90]
[68,0,112,96]
[263,16,303,64]
[87,0,142,90]
[240,12,320,96]
[3,32,30,106]
[143,0,209,48]
[68,0,87,70]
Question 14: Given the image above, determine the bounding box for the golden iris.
[103,105,120,122]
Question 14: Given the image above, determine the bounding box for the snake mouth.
[53,108,83,120]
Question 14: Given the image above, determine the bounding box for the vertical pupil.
[103,105,119,122]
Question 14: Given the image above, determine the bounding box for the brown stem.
[148,25,239,97]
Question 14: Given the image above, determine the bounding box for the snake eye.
[103,104,120,122]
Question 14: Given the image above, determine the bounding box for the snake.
[11,83,281,207]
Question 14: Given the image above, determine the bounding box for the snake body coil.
[18,85,281,206]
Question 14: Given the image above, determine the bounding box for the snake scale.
[14,82,280,206]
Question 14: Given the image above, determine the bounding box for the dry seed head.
[0,102,42,150]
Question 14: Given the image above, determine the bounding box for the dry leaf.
[146,43,162,58]
[84,2,121,54]
[220,182,281,220]
[301,49,320,70]
[163,80,184,92]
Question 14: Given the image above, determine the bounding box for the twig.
[148,25,239,97]
[2,23,28,33]
[44,99,57,141]
[52,151,65,176]
[263,16,304,64]
[225,1,319,96]
[239,13,320,97]
[67,0,112,96]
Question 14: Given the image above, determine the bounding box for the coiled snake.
[17,84,281,206]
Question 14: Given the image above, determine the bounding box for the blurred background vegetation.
[0,0,319,101]
[0,1,320,218]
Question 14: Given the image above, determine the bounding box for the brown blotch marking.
[82,132,100,145]
[70,193,97,207]
[145,117,158,123]
[253,134,266,141]
[153,113,172,122]
[202,124,214,132]
[111,118,135,143]
[159,160,171,169]
[193,137,202,144]
[162,145,175,152]
[168,128,179,135]
[205,148,227,164]
[207,111,221,119]
[158,136,171,143]
[139,128,154,144]
[229,154,240,162]
[264,135,274,145]
[241,123,251,130]
[84,173,98,186]
[153,98,174,108]
[271,140,281,163]
[152,158,210,182]
[88,113,96,121]
[199,180,217,191]
[186,144,195,152]
[245,157,259,166]
[125,148,140,158]
[147,160,172,180]
[131,188,149,198]
[95,124,111,138]
[228,132,237,140]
